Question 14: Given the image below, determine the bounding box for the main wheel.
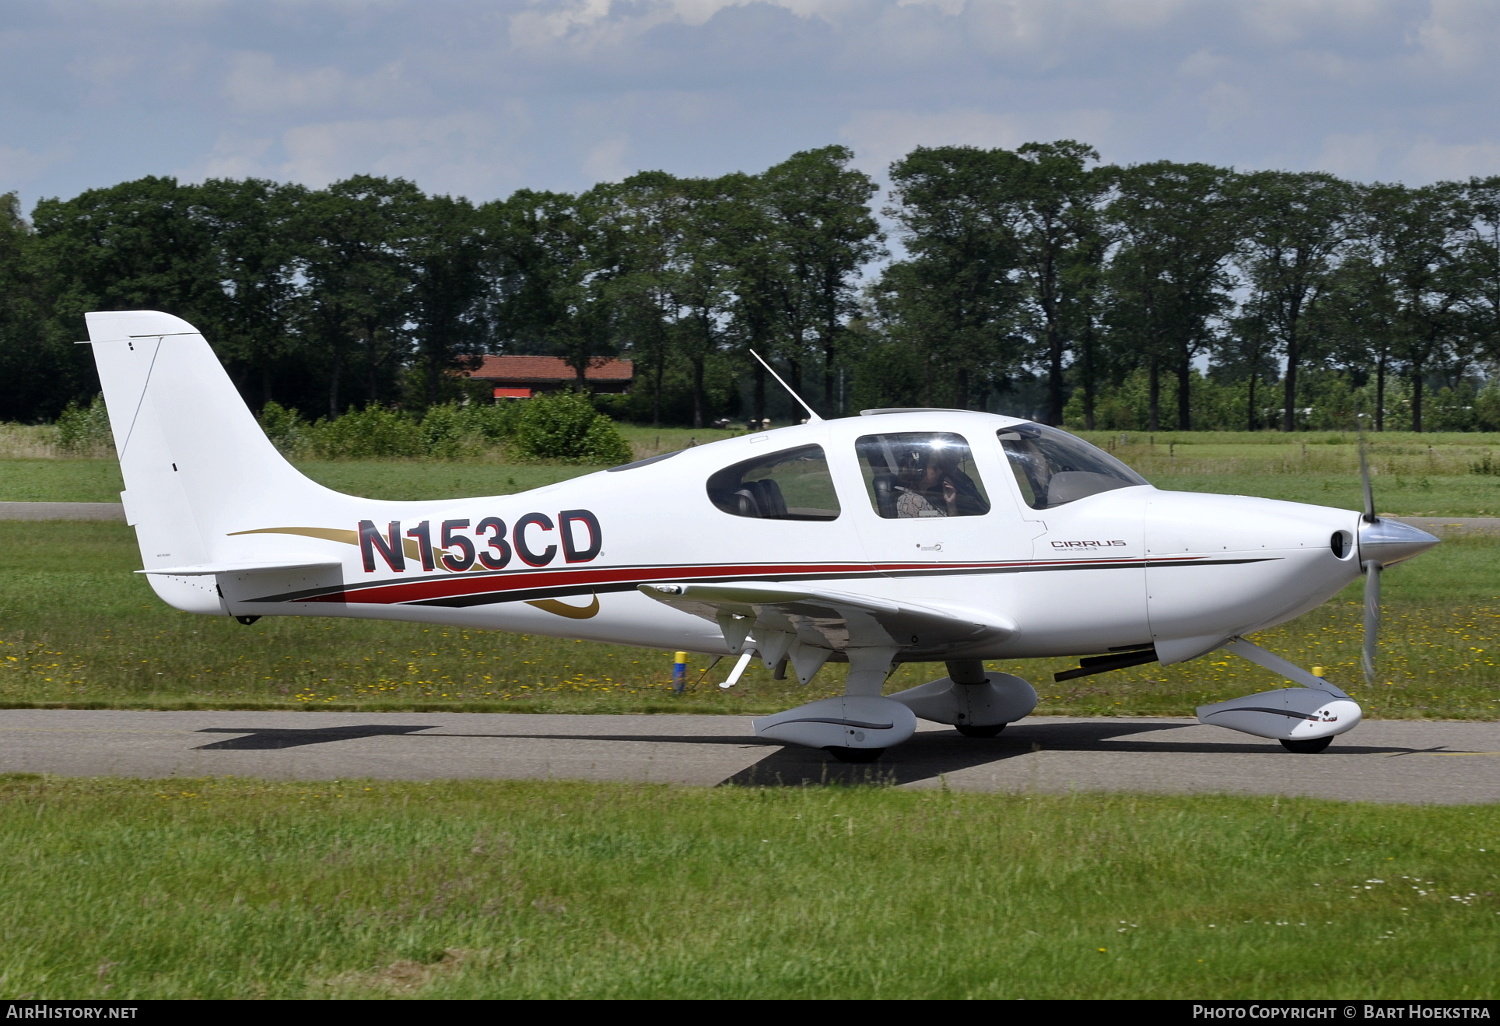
[955,723,1006,738]
[1280,736,1332,754]
[826,747,884,763]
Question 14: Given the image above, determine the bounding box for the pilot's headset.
[898,447,930,473]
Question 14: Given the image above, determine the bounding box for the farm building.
[464,355,634,399]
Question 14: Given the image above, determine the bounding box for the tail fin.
[84,311,358,613]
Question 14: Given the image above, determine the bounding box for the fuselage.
[196,410,1367,665]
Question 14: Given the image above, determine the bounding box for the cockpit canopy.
[703,419,1148,522]
[998,422,1148,509]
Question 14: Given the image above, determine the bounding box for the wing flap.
[638,581,1013,654]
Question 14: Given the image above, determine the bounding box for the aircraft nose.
[1357,518,1439,568]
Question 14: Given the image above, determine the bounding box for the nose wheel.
[826,747,885,763]
[955,723,1006,738]
[1280,737,1332,754]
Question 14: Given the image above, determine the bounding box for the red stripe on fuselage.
[295,555,1198,606]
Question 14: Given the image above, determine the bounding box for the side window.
[855,433,990,519]
[707,445,841,521]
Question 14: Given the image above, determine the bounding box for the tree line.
[2,142,1498,432]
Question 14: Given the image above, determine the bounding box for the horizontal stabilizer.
[137,560,342,577]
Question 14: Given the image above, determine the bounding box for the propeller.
[1355,415,1439,686]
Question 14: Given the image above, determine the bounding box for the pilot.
[1000,434,1053,508]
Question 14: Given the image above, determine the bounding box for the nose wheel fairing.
[1197,688,1362,743]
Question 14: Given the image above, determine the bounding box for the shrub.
[1476,380,1500,432]
[304,405,425,459]
[257,400,306,456]
[55,395,114,456]
[418,402,488,460]
[510,391,634,464]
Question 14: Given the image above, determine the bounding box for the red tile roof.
[467,355,634,383]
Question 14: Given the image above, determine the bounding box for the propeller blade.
[1362,558,1381,686]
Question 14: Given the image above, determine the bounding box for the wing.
[638,580,1014,682]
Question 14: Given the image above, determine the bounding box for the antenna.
[749,350,822,423]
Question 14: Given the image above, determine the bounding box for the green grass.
[0,427,743,504]
[616,423,742,456]
[295,461,585,501]
[1089,431,1500,516]
[0,776,1495,999]
[0,459,126,502]
[0,459,582,504]
[0,521,1494,719]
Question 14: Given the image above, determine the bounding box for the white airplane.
[83,310,1439,761]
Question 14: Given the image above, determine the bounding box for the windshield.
[997,423,1148,509]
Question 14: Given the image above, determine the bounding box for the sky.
[4,0,1500,216]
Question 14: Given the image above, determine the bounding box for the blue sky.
[4,0,1499,214]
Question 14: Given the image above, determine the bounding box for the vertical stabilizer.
[84,311,357,613]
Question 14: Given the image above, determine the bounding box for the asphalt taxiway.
[1,709,1496,803]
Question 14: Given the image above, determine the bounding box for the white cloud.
[1237,0,1394,46]
[509,0,615,45]
[1408,0,1498,74]
[506,0,857,53]
[897,0,966,15]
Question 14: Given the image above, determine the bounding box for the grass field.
[0,777,1495,999]
[1080,430,1500,516]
